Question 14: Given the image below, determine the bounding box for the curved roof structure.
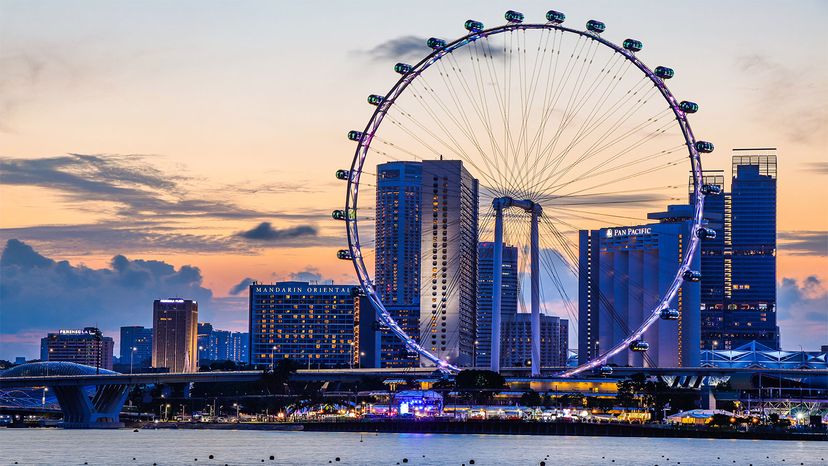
[701,341,828,370]
[0,362,118,378]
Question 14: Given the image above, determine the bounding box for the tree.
[520,390,543,407]
[455,370,505,405]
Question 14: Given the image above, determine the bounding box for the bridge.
[3,363,825,428]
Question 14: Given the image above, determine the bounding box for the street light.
[359,352,365,369]
[130,346,137,374]
[271,346,277,372]
[233,402,240,420]
[349,342,354,369]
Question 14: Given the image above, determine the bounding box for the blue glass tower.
[476,242,518,367]
[727,149,779,349]
[375,162,422,367]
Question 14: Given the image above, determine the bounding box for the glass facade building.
[197,322,249,364]
[475,242,518,367]
[119,326,152,369]
[375,161,422,367]
[501,314,569,368]
[248,282,378,369]
[152,298,199,373]
[578,205,702,367]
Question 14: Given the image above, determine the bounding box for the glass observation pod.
[464,20,484,33]
[546,10,566,24]
[701,184,722,195]
[336,249,352,260]
[347,130,364,141]
[367,94,385,106]
[332,209,347,220]
[335,169,350,180]
[695,141,715,153]
[427,37,447,50]
[586,20,606,34]
[394,63,413,75]
[697,227,717,239]
[623,39,643,52]
[679,101,699,113]
[660,308,680,320]
[655,66,675,79]
[505,10,524,23]
[599,366,614,375]
[629,341,650,352]
[683,270,702,282]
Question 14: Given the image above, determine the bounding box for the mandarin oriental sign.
[605,227,652,238]
[253,286,355,295]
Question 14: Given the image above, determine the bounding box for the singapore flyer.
[337,9,717,377]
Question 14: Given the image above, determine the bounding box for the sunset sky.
[1,0,826,360]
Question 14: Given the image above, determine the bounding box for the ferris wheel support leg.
[530,207,541,378]
[490,204,505,373]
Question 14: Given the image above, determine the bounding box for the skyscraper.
[727,149,779,349]
[578,204,702,367]
[120,326,152,369]
[420,160,479,367]
[248,282,378,369]
[501,314,569,368]
[476,242,518,367]
[152,298,198,373]
[375,161,422,367]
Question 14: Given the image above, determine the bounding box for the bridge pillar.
[52,384,131,428]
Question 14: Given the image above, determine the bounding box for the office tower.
[727,149,779,349]
[578,204,702,367]
[691,171,728,349]
[152,298,198,373]
[197,322,214,363]
[248,282,378,369]
[420,160,479,367]
[476,242,518,367]
[501,314,569,368]
[375,161,423,367]
[119,326,153,369]
[41,328,114,370]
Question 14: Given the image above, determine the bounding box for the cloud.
[778,231,828,256]
[735,54,828,143]
[778,275,828,350]
[237,222,317,241]
[362,36,432,62]
[802,162,828,175]
[228,277,254,296]
[0,239,218,360]
[288,268,324,283]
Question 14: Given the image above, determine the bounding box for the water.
[0,429,825,465]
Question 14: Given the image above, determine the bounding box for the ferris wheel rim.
[344,20,706,375]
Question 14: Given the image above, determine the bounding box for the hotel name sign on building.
[253,285,356,295]
[605,227,653,239]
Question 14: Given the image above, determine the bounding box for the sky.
[1,0,826,360]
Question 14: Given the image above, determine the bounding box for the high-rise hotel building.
[152,298,198,373]
[375,161,423,367]
[419,160,479,367]
[476,242,519,367]
[41,328,114,370]
[696,149,779,350]
[578,204,701,367]
[248,282,378,369]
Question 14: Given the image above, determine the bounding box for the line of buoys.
[270,456,275,460]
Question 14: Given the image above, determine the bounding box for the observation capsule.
[623,39,643,52]
[427,37,447,50]
[336,249,352,260]
[679,101,699,114]
[599,365,614,375]
[629,340,650,352]
[683,270,702,282]
[464,19,484,33]
[586,20,606,34]
[394,63,413,75]
[367,94,385,106]
[660,308,680,320]
[655,66,674,79]
[335,169,350,180]
[505,10,524,23]
[695,141,715,153]
[347,130,364,141]
[546,10,566,24]
[697,227,717,240]
[701,184,722,195]
[332,209,347,221]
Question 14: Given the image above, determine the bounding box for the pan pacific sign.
[605,227,653,238]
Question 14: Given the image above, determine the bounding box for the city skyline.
[2,1,827,360]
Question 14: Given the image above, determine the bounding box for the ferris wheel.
[335,9,717,377]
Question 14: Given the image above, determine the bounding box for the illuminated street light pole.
[130,346,137,374]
